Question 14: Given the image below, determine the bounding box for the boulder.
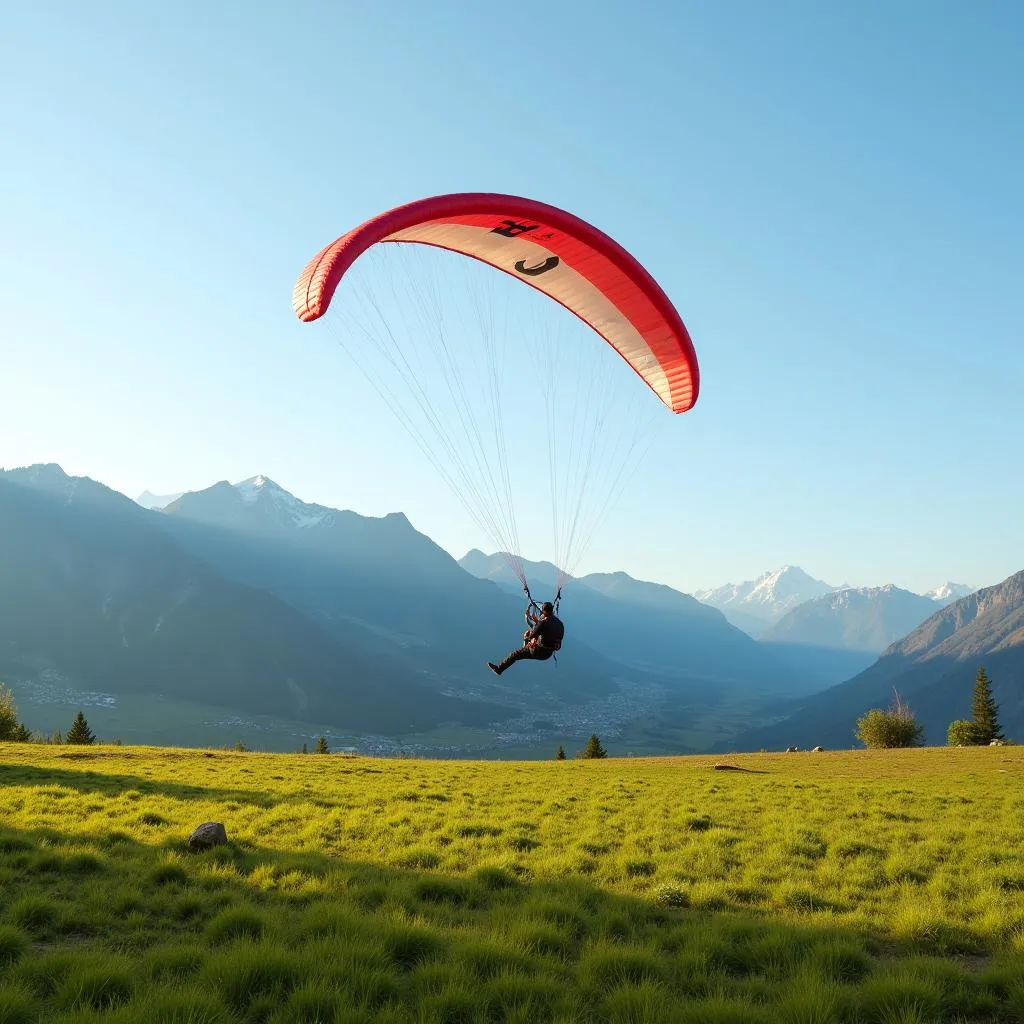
[187,821,228,852]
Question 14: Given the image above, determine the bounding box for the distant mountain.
[156,477,631,704]
[459,548,545,590]
[725,570,1024,751]
[926,582,975,603]
[158,482,807,702]
[694,566,836,635]
[761,585,941,654]
[0,466,506,734]
[136,490,183,511]
[13,463,988,755]
[459,551,829,695]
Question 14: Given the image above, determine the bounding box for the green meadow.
[1,743,1022,1023]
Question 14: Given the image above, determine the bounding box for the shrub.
[856,692,923,748]
[947,720,979,746]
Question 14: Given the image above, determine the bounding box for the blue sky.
[2,0,1021,595]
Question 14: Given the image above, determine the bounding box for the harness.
[522,584,563,658]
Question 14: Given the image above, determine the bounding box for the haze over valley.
[2,464,1017,756]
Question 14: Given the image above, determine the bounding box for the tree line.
[855,665,1008,748]
[2,673,1010,756]
[0,687,98,745]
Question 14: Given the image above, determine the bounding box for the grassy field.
[1,743,1022,1023]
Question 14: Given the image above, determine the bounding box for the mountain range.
[458,550,826,694]
[1,466,794,751]
[0,462,1018,752]
[0,467,507,736]
[694,566,837,634]
[762,585,945,654]
[724,570,1024,750]
[694,566,974,638]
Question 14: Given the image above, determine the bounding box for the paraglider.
[292,193,699,666]
[486,598,564,677]
[294,193,699,414]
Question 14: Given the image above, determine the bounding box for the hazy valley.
[1,464,1018,756]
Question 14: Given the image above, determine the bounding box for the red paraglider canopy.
[293,193,699,414]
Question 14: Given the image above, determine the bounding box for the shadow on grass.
[1,818,1021,1024]
[0,761,277,808]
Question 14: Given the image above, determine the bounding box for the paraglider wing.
[292,193,699,413]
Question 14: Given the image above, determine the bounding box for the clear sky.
[2,0,1021,595]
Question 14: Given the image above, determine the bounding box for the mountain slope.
[156,479,633,703]
[761,585,942,653]
[725,570,1024,751]
[459,551,829,695]
[0,467,511,733]
[162,478,512,648]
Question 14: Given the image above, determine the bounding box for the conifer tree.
[66,711,96,745]
[970,665,1003,744]
[316,735,329,754]
[556,745,567,760]
[0,683,19,741]
[582,734,608,759]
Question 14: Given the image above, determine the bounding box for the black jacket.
[526,613,564,650]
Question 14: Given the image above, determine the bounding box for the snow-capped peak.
[809,583,910,610]
[926,582,974,603]
[695,565,836,620]
[231,476,330,529]
[235,474,280,503]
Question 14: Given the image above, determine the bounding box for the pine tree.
[556,745,567,760]
[970,665,1003,744]
[66,711,96,745]
[315,735,329,754]
[582,734,608,759]
[0,683,19,741]
[301,742,309,754]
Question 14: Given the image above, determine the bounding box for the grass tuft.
[0,984,36,1024]
[8,896,56,934]
[204,907,266,944]
[578,942,666,991]
[0,925,30,968]
[150,862,188,886]
[202,943,301,1014]
[145,945,207,982]
[54,963,134,1011]
[473,866,519,891]
[382,926,444,970]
